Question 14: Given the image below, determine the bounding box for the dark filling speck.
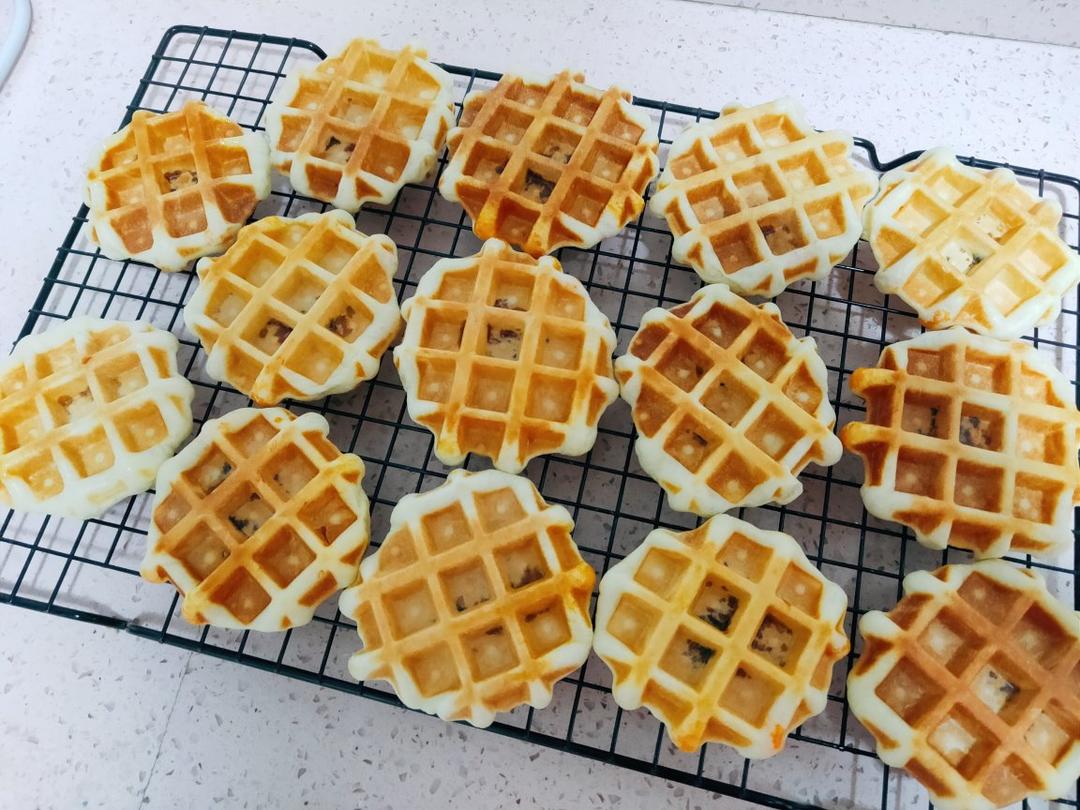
[326,306,355,338]
[685,639,715,667]
[523,169,555,203]
[259,318,293,345]
[510,565,544,589]
[959,415,992,449]
[164,169,198,190]
[699,590,739,632]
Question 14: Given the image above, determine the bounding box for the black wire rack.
[1,25,1077,810]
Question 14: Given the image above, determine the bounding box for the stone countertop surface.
[1,1,1078,809]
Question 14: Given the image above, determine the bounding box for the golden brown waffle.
[840,328,1080,559]
[85,100,271,271]
[338,468,595,727]
[864,148,1080,339]
[650,98,876,297]
[438,70,659,256]
[593,513,848,756]
[0,317,193,518]
[615,284,841,515]
[141,407,369,630]
[848,561,1080,810]
[265,38,454,212]
[394,239,618,472]
[185,210,401,406]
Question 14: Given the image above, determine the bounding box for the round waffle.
[85,100,271,272]
[649,98,876,297]
[840,328,1080,559]
[848,561,1079,810]
[338,468,595,727]
[593,513,848,756]
[439,70,659,256]
[616,284,842,515]
[864,148,1080,339]
[0,317,194,519]
[185,210,401,406]
[141,407,370,631]
[395,239,618,472]
[265,38,454,212]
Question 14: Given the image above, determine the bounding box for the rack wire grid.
[1,25,1077,810]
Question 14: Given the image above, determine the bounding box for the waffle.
[840,328,1080,559]
[85,100,271,272]
[141,407,369,630]
[848,561,1080,810]
[649,98,876,297]
[0,317,193,518]
[616,284,842,515]
[864,148,1080,339]
[265,38,454,212]
[185,210,401,406]
[338,468,595,727]
[438,70,659,256]
[594,513,848,756]
[395,239,619,472]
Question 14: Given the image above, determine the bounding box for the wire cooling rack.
[2,25,1078,810]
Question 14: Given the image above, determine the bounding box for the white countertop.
[1,2,1078,808]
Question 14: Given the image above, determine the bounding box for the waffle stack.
[864,148,1080,339]
[266,38,455,211]
[439,70,659,256]
[841,328,1080,559]
[594,513,849,756]
[650,98,876,296]
[338,468,595,727]
[86,100,271,271]
[0,317,194,518]
[141,408,370,630]
[848,561,1080,810]
[185,210,401,406]
[395,239,618,472]
[616,284,841,515]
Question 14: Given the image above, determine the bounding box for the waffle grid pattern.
[649,98,876,297]
[594,514,848,756]
[865,148,1080,339]
[848,562,1080,810]
[395,239,618,472]
[86,100,271,271]
[2,27,1078,810]
[185,209,401,405]
[841,329,1080,559]
[338,469,595,727]
[142,408,370,631]
[0,317,194,518]
[439,70,659,256]
[616,284,842,515]
[265,38,455,212]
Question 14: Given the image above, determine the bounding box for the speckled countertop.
[1,2,1078,809]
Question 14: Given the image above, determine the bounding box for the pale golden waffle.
[438,70,659,256]
[0,317,193,519]
[840,328,1080,559]
[85,100,271,272]
[649,98,876,297]
[848,561,1080,810]
[338,468,595,727]
[395,239,618,472]
[593,513,848,756]
[184,210,401,406]
[864,148,1080,339]
[265,38,454,212]
[615,284,842,516]
[141,407,370,631]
